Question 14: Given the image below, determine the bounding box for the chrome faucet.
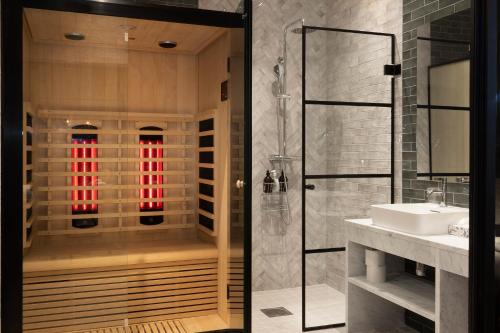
[425,178,448,207]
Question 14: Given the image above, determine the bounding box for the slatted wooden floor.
[72,320,187,333]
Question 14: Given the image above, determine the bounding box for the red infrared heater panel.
[139,127,164,225]
[71,129,98,228]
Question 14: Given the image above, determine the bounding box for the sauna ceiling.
[24,8,226,54]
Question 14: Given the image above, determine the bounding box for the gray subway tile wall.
[405,179,469,207]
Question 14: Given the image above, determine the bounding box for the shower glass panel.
[304,29,392,104]
[302,26,395,331]
[305,252,346,327]
[305,105,392,176]
[305,178,391,251]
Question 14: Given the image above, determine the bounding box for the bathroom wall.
[252,0,403,292]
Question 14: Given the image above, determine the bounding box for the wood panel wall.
[197,33,229,113]
[29,43,198,115]
[32,110,196,236]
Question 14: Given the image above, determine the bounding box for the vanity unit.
[346,218,468,333]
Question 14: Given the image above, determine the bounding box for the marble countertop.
[346,218,469,256]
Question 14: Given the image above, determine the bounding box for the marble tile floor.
[252,284,346,333]
[252,284,419,333]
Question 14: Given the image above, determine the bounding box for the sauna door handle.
[236,179,245,189]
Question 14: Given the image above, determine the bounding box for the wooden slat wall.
[34,109,197,236]
[228,258,243,314]
[23,259,218,333]
[196,111,216,236]
[23,102,35,250]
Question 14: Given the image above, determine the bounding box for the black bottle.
[263,170,273,193]
[279,170,288,192]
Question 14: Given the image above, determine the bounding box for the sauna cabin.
[21,8,244,333]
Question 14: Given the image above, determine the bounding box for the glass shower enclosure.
[301,26,396,331]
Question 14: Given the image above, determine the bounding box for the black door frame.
[0,1,252,332]
[469,0,498,332]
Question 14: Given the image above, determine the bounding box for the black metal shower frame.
[301,25,396,332]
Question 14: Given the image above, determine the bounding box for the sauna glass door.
[21,7,133,333]
[22,7,247,333]
[228,27,245,329]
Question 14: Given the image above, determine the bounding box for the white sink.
[371,203,469,235]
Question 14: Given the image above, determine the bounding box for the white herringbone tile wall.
[252,0,333,292]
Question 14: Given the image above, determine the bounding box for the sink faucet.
[425,178,447,207]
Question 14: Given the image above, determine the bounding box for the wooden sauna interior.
[21,8,244,333]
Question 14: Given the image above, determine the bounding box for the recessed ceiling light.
[158,40,177,49]
[119,24,137,31]
[64,32,85,41]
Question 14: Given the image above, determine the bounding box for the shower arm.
[282,18,305,92]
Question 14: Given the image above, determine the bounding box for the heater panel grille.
[139,136,164,211]
[71,135,98,214]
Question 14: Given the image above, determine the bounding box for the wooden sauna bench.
[24,230,217,272]
[22,230,219,333]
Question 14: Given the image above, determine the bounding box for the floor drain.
[260,307,293,318]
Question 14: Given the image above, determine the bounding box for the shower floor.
[252,286,422,333]
[252,284,346,333]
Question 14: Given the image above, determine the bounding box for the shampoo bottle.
[279,170,288,192]
[263,170,273,193]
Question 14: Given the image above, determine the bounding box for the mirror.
[415,8,472,183]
